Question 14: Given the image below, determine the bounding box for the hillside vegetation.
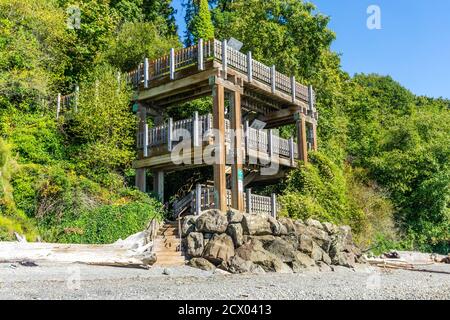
[0,0,448,253]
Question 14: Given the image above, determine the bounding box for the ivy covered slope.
[0,0,182,242]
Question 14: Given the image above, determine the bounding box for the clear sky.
[170,0,450,99]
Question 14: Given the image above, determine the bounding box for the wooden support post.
[246,188,252,214]
[195,184,202,215]
[144,58,149,88]
[312,122,318,151]
[296,114,308,164]
[291,76,296,103]
[212,84,227,212]
[167,117,173,151]
[136,168,146,192]
[231,90,244,212]
[170,48,175,80]
[153,171,164,202]
[222,40,227,79]
[56,93,61,119]
[193,111,199,147]
[198,38,204,71]
[271,194,277,219]
[271,65,276,93]
[244,120,250,159]
[289,137,295,166]
[247,51,253,82]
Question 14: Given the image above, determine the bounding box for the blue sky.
[170,0,450,98]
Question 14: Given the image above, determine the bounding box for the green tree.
[185,0,215,45]
[105,21,180,72]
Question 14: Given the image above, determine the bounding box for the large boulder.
[227,256,265,274]
[185,232,204,257]
[188,257,216,271]
[227,209,244,223]
[293,220,308,235]
[306,227,331,252]
[246,235,276,247]
[264,238,297,263]
[268,216,288,236]
[241,214,272,236]
[278,217,296,234]
[226,223,244,248]
[235,239,290,273]
[290,252,316,272]
[305,218,324,230]
[322,222,337,235]
[310,243,324,262]
[298,234,314,254]
[202,233,235,264]
[196,209,228,233]
[332,251,356,268]
[181,215,197,237]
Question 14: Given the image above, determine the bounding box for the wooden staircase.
[152,221,186,267]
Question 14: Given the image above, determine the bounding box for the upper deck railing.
[127,39,315,108]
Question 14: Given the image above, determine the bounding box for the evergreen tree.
[185,0,215,46]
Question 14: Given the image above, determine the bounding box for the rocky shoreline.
[181,209,364,274]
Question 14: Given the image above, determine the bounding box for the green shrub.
[54,201,163,244]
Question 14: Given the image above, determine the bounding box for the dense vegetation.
[0,0,448,253]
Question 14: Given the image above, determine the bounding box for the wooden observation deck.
[129,38,318,216]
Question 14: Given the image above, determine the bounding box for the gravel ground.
[0,262,449,300]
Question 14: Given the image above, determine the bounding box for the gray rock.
[162,268,171,275]
[293,220,308,235]
[322,251,332,265]
[264,238,296,263]
[298,234,314,254]
[188,257,216,271]
[281,234,299,249]
[290,252,316,273]
[227,256,264,274]
[196,209,228,233]
[235,239,288,273]
[317,261,333,272]
[268,216,288,236]
[181,215,197,237]
[311,243,324,262]
[332,251,356,268]
[242,213,272,236]
[305,218,324,230]
[278,217,296,234]
[322,222,337,235]
[306,226,331,252]
[247,235,276,247]
[203,233,235,264]
[227,209,244,223]
[226,223,244,248]
[186,232,204,257]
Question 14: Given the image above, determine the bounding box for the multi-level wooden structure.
[128,39,318,217]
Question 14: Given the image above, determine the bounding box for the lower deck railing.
[138,112,300,163]
[173,184,278,218]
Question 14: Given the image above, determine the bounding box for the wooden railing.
[138,112,299,163]
[126,38,315,108]
[173,184,279,218]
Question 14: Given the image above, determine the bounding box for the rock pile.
[182,209,363,274]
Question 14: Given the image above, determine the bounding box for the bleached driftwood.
[0,242,156,268]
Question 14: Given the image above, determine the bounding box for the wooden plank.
[213,83,227,212]
[230,90,244,211]
[297,114,308,164]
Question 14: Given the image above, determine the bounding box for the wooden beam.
[212,83,227,212]
[231,89,244,212]
[153,170,164,202]
[312,122,318,151]
[296,114,308,164]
